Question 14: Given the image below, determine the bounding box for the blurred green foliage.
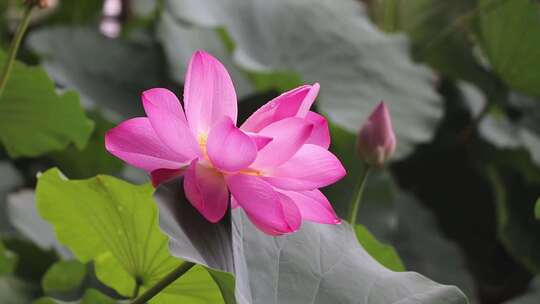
[0,240,17,275]
[0,49,93,158]
[41,260,86,295]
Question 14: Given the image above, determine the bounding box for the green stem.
[131,277,142,299]
[347,166,372,225]
[0,3,34,98]
[130,261,196,304]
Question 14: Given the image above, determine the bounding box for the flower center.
[198,133,209,160]
[196,132,263,176]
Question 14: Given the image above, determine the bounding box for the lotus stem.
[347,166,371,225]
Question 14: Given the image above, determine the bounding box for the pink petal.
[277,189,341,224]
[253,117,314,169]
[297,83,320,117]
[150,168,185,187]
[276,192,302,233]
[183,161,229,223]
[207,117,257,172]
[241,84,320,132]
[142,88,200,158]
[263,144,346,190]
[105,118,188,171]
[184,50,238,135]
[227,174,301,235]
[305,111,330,149]
[245,132,273,150]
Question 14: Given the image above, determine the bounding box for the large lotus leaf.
[155,180,468,304]
[0,49,93,158]
[157,11,254,98]
[27,26,164,119]
[161,0,443,159]
[478,0,540,98]
[35,168,227,303]
[7,189,71,258]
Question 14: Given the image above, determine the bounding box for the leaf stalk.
[129,261,196,304]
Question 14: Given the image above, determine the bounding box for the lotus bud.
[356,101,396,167]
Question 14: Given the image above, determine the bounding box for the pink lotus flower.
[105,51,346,235]
[357,101,396,167]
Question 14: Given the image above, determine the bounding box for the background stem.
[347,166,371,225]
[0,3,34,98]
[130,261,196,304]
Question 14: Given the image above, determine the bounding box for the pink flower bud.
[356,101,396,167]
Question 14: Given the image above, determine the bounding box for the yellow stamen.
[239,168,262,176]
[198,133,209,160]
